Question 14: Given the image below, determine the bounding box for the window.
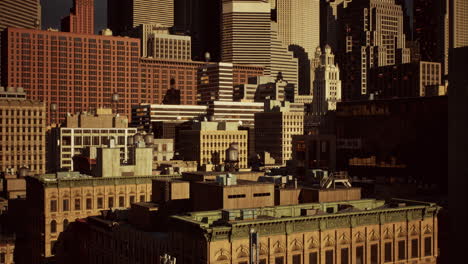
[108,197,114,208]
[51,220,57,233]
[86,198,92,210]
[356,246,364,264]
[50,200,57,212]
[51,240,57,255]
[384,242,392,262]
[74,199,81,210]
[0,253,5,264]
[97,197,103,209]
[326,207,334,213]
[424,237,432,256]
[253,192,271,197]
[130,196,135,204]
[411,239,419,258]
[119,196,125,207]
[398,240,406,260]
[293,254,301,264]
[275,257,284,264]
[309,252,318,264]
[370,244,378,264]
[63,199,69,211]
[140,195,145,202]
[341,248,349,264]
[259,260,266,264]
[228,194,246,199]
[325,250,334,264]
[63,219,69,230]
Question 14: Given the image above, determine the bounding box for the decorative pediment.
[410,225,419,236]
[236,245,249,258]
[396,226,407,237]
[383,227,393,239]
[259,243,268,256]
[354,231,365,243]
[339,233,350,245]
[214,248,230,261]
[307,236,319,249]
[290,239,303,251]
[273,241,285,253]
[368,230,380,241]
[324,234,335,247]
[423,224,432,234]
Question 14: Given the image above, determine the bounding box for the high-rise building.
[221,0,299,89]
[0,87,46,175]
[197,62,234,103]
[320,0,352,52]
[46,108,137,172]
[107,0,174,36]
[337,0,411,100]
[0,0,41,84]
[255,100,304,165]
[451,0,468,48]
[179,121,249,169]
[312,45,342,115]
[137,24,191,59]
[61,0,94,35]
[1,28,263,124]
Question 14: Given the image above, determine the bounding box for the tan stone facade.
[0,90,46,175]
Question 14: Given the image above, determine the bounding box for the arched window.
[63,219,69,231]
[51,220,57,233]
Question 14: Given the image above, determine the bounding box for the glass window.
[130,196,135,204]
[384,242,392,262]
[356,246,364,264]
[63,219,69,230]
[370,244,378,264]
[74,199,80,210]
[119,196,125,207]
[424,237,432,256]
[325,250,334,264]
[50,220,57,233]
[309,252,317,264]
[50,200,57,212]
[275,257,284,264]
[341,248,349,264]
[108,197,114,208]
[411,239,419,258]
[398,240,406,260]
[293,254,301,264]
[86,198,92,210]
[63,199,69,211]
[140,195,145,202]
[97,197,103,209]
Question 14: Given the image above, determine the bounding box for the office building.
[136,23,191,59]
[234,76,287,102]
[451,0,468,48]
[336,96,447,192]
[1,27,263,124]
[221,0,299,89]
[107,0,174,36]
[337,0,411,100]
[179,121,248,169]
[0,87,46,175]
[369,61,443,98]
[207,101,265,126]
[173,0,221,61]
[255,100,304,165]
[312,45,342,114]
[57,192,440,264]
[198,62,234,103]
[320,0,352,51]
[17,141,180,263]
[61,0,94,35]
[0,0,41,84]
[47,109,137,172]
[152,138,174,163]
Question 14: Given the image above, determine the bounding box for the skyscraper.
[273,0,320,57]
[108,0,174,36]
[451,0,468,48]
[337,0,411,100]
[0,0,41,84]
[221,0,298,89]
[61,0,95,35]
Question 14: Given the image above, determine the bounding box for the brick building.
[1,27,264,124]
[61,0,94,35]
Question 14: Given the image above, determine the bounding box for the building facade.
[107,0,174,36]
[1,28,263,124]
[179,121,248,169]
[312,45,342,114]
[221,0,299,89]
[198,62,234,103]
[451,0,468,48]
[61,0,94,35]
[0,87,46,175]
[255,101,304,165]
[47,109,137,172]
[337,0,411,100]
[369,61,442,98]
